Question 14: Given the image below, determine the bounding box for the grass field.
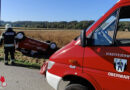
[0,29,81,68]
[117,31,130,39]
[0,29,81,48]
[0,29,129,69]
[23,30,81,48]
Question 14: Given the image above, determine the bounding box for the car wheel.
[50,42,57,50]
[65,84,88,90]
[16,32,25,40]
[21,49,30,55]
[45,40,51,43]
[30,50,38,56]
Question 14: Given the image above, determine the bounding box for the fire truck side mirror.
[80,29,87,47]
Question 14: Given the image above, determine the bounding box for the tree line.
[1,21,94,29]
[118,21,130,31]
[1,21,130,31]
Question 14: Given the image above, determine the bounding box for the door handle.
[69,65,76,69]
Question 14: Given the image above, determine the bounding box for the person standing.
[0,24,16,65]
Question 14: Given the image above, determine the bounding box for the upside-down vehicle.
[40,0,130,90]
[16,32,57,57]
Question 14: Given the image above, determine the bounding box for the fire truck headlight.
[47,61,55,70]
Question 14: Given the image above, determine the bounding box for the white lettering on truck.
[106,52,130,58]
[108,72,130,80]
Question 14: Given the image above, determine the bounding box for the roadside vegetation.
[0,28,129,69]
[0,29,81,69]
[1,20,94,29]
[23,30,81,48]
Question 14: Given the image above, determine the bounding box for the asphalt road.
[0,62,54,90]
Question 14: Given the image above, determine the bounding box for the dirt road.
[0,62,54,90]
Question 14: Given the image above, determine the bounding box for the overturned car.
[16,32,58,57]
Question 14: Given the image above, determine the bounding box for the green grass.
[0,47,42,69]
[15,59,41,69]
[0,57,41,69]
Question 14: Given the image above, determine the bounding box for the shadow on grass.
[0,57,4,62]
[13,62,40,69]
[18,48,60,59]
[0,57,41,69]
[22,53,50,59]
[5,62,40,69]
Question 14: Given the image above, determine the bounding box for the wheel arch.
[62,75,95,90]
[57,72,101,90]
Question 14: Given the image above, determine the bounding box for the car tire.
[20,49,31,55]
[50,42,57,50]
[65,84,88,90]
[45,40,51,43]
[16,32,25,41]
[30,50,38,57]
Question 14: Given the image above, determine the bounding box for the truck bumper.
[46,71,62,90]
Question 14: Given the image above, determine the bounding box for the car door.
[83,7,130,90]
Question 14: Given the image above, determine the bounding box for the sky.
[2,0,118,22]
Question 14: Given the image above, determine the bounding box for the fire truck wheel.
[65,84,88,90]
[50,42,57,50]
[16,32,25,40]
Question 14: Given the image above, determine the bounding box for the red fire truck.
[40,0,130,90]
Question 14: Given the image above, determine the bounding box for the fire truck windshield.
[92,11,118,46]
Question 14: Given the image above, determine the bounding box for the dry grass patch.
[18,30,81,48]
[0,29,81,67]
[0,29,129,67]
[116,31,130,39]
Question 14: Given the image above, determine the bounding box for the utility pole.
[0,0,1,26]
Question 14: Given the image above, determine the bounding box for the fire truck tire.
[16,32,25,40]
[65,84,88,90]
[50,42,57,50]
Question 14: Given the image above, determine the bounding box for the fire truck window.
[92,11,118,46]
[116,6,130,46]
[117,19,130,46]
